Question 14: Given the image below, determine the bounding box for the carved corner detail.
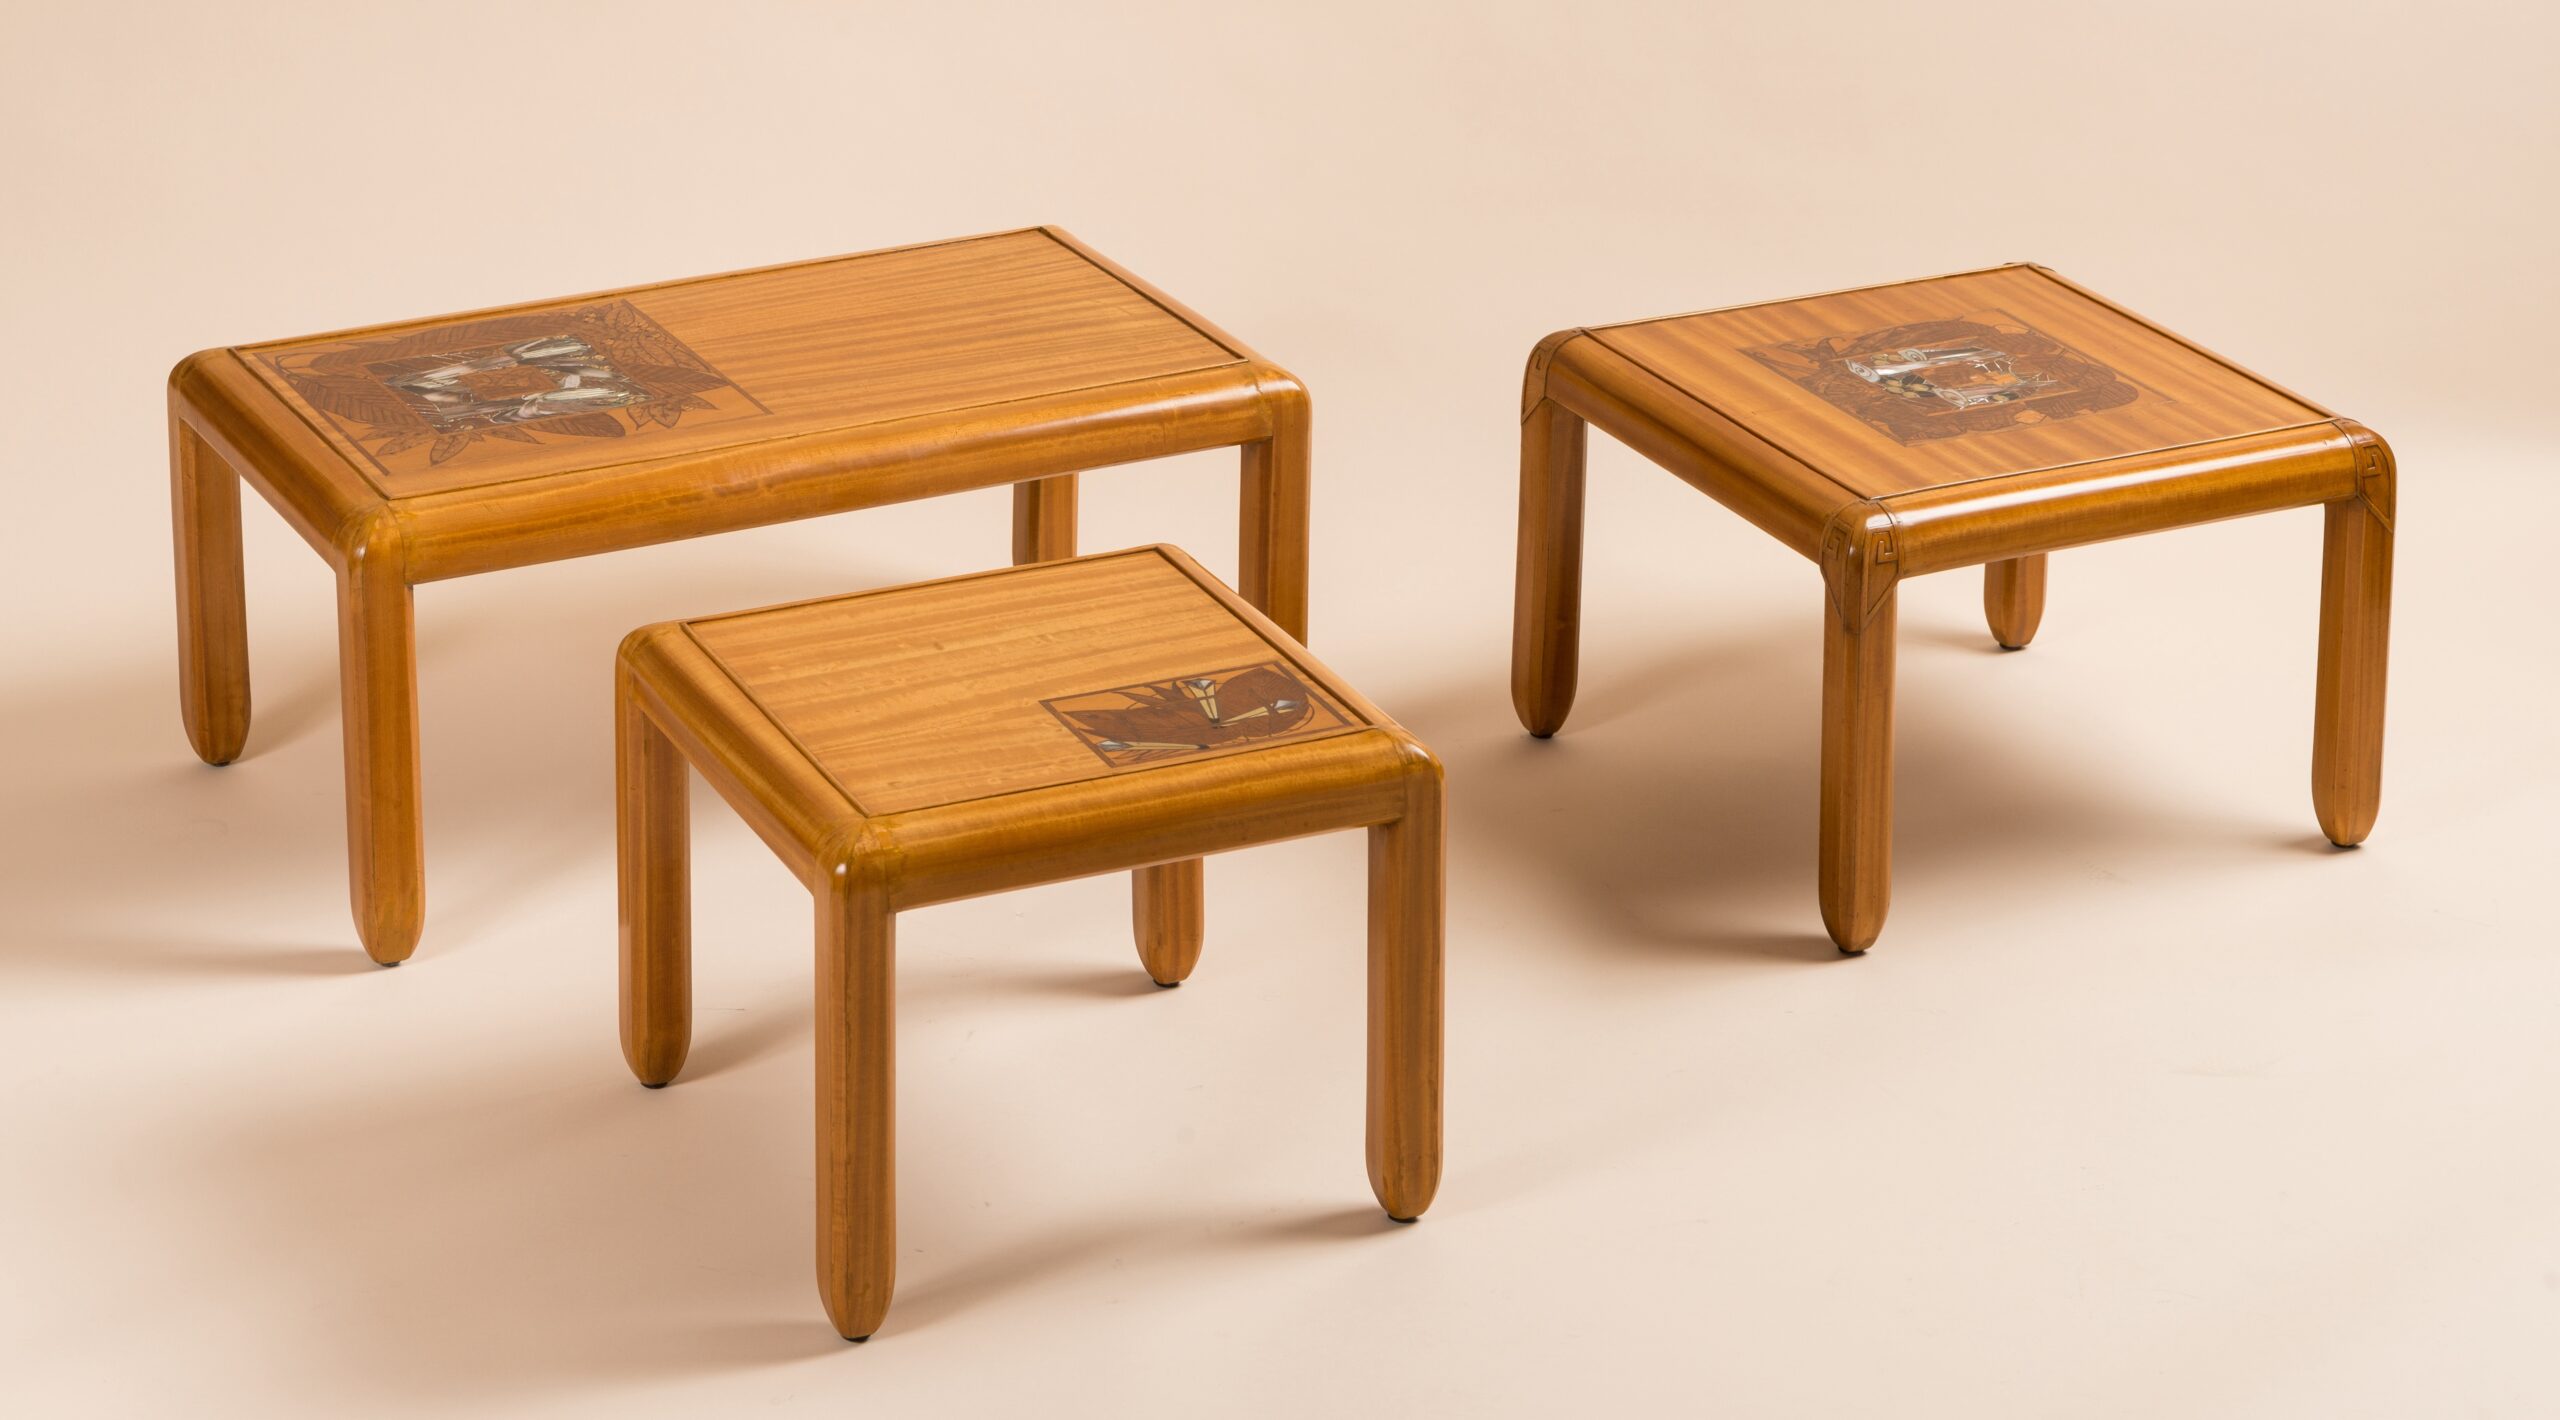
[2332,419,2396,532]
[1819,500,1901,632]
[1523,329,1589,421]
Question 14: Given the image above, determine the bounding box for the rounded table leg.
[1819,587,1896,954]
[2313,485,2393,846]
[816,867,896,1342]
[1134,861,1204,986]
[336,518,423,965]
[1239,386,1311,643]
[1983,554,2047,650]
[618,674,692,1086]
[172,417,251,765]
[1366,760,1444,1222]
[1511,399,1588,737]
[1010,474,1078,565]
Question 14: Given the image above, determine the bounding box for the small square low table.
[615,546,1444,1339]
[170,227,1310,963]
[1511,264,2394,952]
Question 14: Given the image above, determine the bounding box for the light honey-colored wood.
[168,227,1311,963]
[616,546,1444,1339]
[1003,473,1209,990]
[1590,265,2322,497]
[681,556,1370,815]
[1010,473,1078,566]
[242,229,1238,499]
[171,414,250,766]
[335,513,422,964]
[617,658,691,1087]
[1514,267,2396,952]
[1366,762,1444,1219]
[2312,424,2395,847]
[1983,555,2047,649]
[814,867,896,1342]
[1818,586,1896,954]
[1511,395,1587,738]
[1133,866,1206,987]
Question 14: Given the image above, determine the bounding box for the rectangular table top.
[680,549,1371,817]
[1585,264,2330,500]
[237,229,1243,500]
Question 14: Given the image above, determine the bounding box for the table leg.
[1366,754,1445,1222]
[1009,474,1078,564]
[1134,864,1204,986]
[1511,399,1588,737]
[1239,388,1311,642]
[172,417,251,765]
[1819,587,1896,954]
[1010,475,1214,983]
[618,676,691,1086]
[1118,390,1311,989]
[815,868,896,1342]
[1984,554,2047,650]
[2312,467,2393,847]
[336,518,423,965]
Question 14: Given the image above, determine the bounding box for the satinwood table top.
[1580,264,2330,500]
[236,229,1245,500]
[677,548,1372,816]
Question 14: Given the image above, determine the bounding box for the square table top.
[677,548,1373,816]
[235,229,1244,500]
[1581,264,2330,500]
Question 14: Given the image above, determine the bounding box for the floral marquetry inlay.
[261,301,767,476]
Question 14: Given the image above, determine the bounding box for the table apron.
[1878,423,2362,576]
[873,730,1427,909]
[622,628,858,891]
[397,373,1277,582]
[172,353,382,570]
[1544,344,1850,559]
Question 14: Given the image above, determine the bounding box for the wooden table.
[616,546,1444,1339]
[1511,265,2394,952]
[170,227,1310,964]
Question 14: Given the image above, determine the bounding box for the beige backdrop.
[3,2,2555,1416]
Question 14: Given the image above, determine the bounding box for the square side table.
[170,227,1309,962]
[1512,264,2393,951]
[616,546,1444,1339]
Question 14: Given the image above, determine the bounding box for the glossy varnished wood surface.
[170,417,250,766]
[683,551,1369,816]
[2312,425,2395,847]
[1515,268,2397,953]
[1588,264,2326,499]
[240,229,1241,499]
[1983,555,2048,650]
[169,228,1311,963]
[615,546,1444,1338]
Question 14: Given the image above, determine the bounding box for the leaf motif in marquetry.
[288,373,417,429]
[268,298,758,473]
[624,363,728,397]
[356,313,565,364]
[363,353,456,380]
[537,411,627,438]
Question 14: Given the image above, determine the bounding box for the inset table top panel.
[684,549,1369,816]
[1589,265,2327,498]
[240,229,1241,499]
